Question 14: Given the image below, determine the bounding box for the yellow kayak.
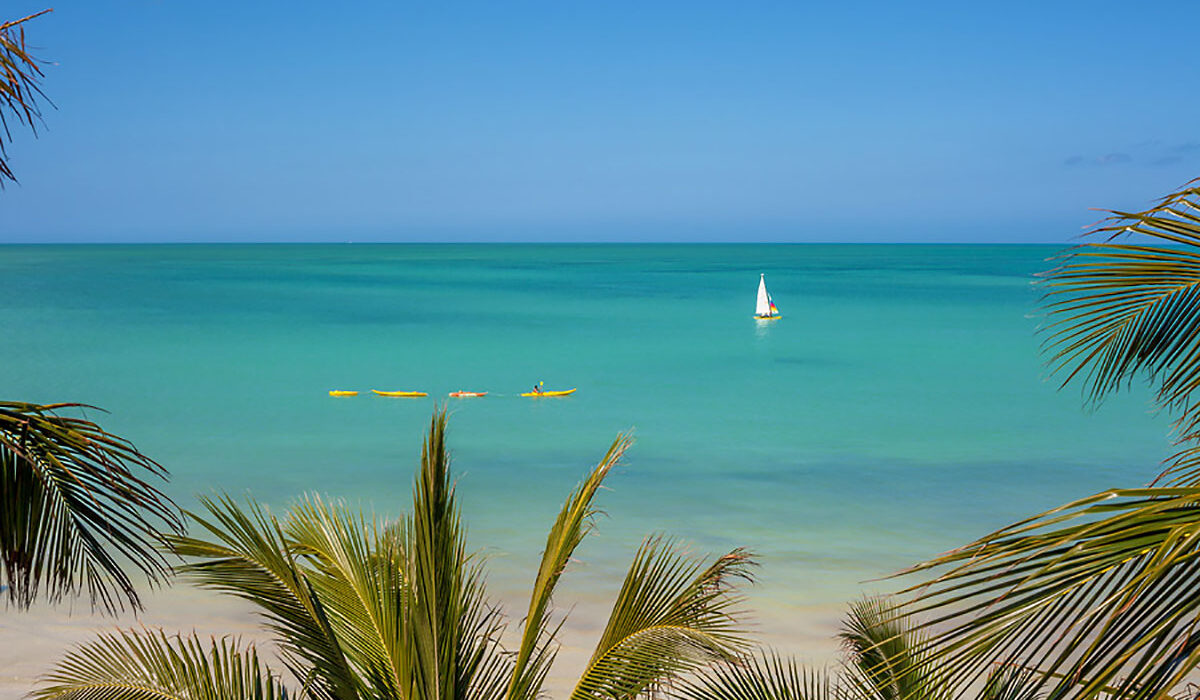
[521,388,577,397]
[329,390,358,397]
[372,390,428,397]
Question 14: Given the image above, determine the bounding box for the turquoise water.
[0,244,1173,611]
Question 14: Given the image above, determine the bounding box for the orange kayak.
[449,391,487,398]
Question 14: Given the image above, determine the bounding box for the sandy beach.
[1,578,846,698]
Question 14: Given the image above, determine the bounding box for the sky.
[1,1,1197,243]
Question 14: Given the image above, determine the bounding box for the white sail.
[755,274,774,317]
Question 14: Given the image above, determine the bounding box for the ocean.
[0,243,1173,691]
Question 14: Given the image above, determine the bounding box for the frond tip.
[507,432,633,700]
[33,627,290,700]
[0,9,54,186]
[572,538,756,700]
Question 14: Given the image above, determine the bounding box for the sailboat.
[754,273,781,319]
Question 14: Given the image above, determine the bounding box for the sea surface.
[0,244,1175,690]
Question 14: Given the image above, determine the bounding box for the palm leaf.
[33,628,288,700]
[284,495,409,696]
[505,432,633,700]
[166,495,361,700]
[675,649,835,700]
[894,180,1200,700]
[284,495,509,700]
[0,9,52,186]
[977,666,1042,700]
[839,597,949,700]
[571,538,755,700]
[0,401,182,612]
[168,408,514,700]
[1041,178,1200,442]
[898,485,1200,700]
[404,407,510,700]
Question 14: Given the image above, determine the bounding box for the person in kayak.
[532,381,543,394]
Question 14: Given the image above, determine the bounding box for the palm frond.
[166,495,361,700]
[33,627,289,700]
[0,9,53,186]
[1041,178,1200,439]
[0,401,182,612]
[898,485,1200,700]
[675,649,835,700]
[978,666,1042,700]
[839,597,949,700]
[506,432,633,700]
[284,495,409,695]
[571,538,756,700]
[405,406,510,700]
[1148,441,1200,488]
[897,180,1200,700]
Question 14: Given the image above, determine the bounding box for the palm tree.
[890,179,1200,700]
[0,8,52,186]
[34,408,755,699]
[1,401,183,613]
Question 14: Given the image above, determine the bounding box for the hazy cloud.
[1065,141,1198,168]
[1063,153,1131,167]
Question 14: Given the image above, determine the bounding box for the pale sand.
[1,582,847,698]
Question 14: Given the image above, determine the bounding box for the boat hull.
[449,391,487,397]
[328,390,358,397]
[521,388,577,397]
[372,390,428,397]
[753,314,782,320]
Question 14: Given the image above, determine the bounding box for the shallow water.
[0,243,1174,692]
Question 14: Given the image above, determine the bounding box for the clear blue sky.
[2,1,1197,242]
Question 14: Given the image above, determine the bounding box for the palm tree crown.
[36,408,755,700]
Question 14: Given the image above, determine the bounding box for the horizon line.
[0,240,1082,246]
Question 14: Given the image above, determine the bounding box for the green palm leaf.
[898,486,1200,700]
[977,666,1041,700]
[167,496,360,700]
[32,628,289,700]
[674,649,834,700]
[283,495,410,695]
[404,408,510,700]
[506,433,633,700]
[571,538,755,700]
[1041,179,1200,441]
[168,408,511,700]
[0,401,182,612]
[42,407,760,700]
[0,9,52,186]
[839,598,949,700]
[892,180,1200,700]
